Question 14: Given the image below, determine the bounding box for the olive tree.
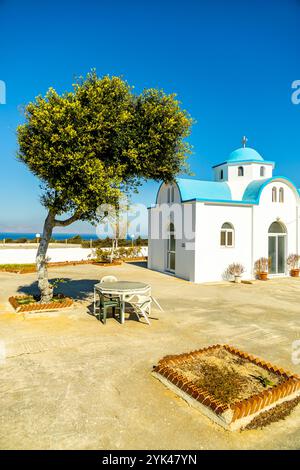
[17,72,192,302]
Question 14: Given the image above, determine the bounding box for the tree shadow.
[125,261,148,269]
[17,277,159,325]
[17,278,99,301]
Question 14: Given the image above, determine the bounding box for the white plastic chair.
[126,294,152,325]
[100,275,118,283]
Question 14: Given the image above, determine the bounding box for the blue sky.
[0,0,299,235]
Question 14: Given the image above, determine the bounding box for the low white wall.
[0,246,148,265]
[0,248,93,265]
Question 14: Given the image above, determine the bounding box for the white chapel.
[148,139,300,282]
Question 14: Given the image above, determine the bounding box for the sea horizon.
[0,232,147,241]
[0,232,99,241]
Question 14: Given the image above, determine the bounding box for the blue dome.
[228,147,264,163]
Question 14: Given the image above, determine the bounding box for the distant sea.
[0,232,99,241]
[0,232,146,241]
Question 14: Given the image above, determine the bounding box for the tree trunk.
[36,211,55,303]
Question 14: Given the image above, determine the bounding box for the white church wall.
[251,163,273,179]
[156,182,181,204]
[214,163,273,197]
[174,202,196,281]
[147,207,165,272]
[227,164,274,200]
[252,182,299,269]
[147,201,196,281]
[227,163,272,182]
[194,203,253,282]
[213,165,228,182]
[148,182,180,273]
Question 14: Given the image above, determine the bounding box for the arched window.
[220,222,234,247]
[168,222,175,232]
[238,166,244,177]
[171,186,175,202]
[260,166,265,177]
[167,187,171,203]
[272,187,277,202]
[220,170,224,180]
[268,221,286,234]
[279,187,284,203]
[268,221,287,274]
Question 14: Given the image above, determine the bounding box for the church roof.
[176,178,232,202]
[228,147,264,162]
[243,177,300,203]
[153,176,300,207]
[242,178,269,203]
[212,146,275,168]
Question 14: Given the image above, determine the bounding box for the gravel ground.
[0,262,300,449]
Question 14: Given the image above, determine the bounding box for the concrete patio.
[0,262,300,449]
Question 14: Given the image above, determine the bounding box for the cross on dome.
[242,136,248,148]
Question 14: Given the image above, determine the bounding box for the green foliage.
[94,245,142,262]
[67,235,83,244]
[250,375,275,388]
[17,71,193,225]
[14,238,28,243]
[81,237,148,248]
[94,247,113,263]
[135,236,147,246]
[0,264,36,270]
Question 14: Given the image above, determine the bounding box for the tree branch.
[54,212,81,227]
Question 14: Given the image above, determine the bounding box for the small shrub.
[67,235,83,244]
[94,247,113,263]
[15,238,28,243]
[254,257,269,274]
[226,263,245,277]
[286,254,300,270]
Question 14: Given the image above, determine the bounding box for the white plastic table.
[94,281,151,324]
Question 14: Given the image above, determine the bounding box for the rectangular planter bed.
[152,344,300,431]
[9,295,73,313]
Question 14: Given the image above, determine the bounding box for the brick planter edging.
[9,295,73,313]
[153,344,300,430]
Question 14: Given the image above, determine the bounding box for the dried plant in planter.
[226,263,245,283]
[287,254,300,277]
[254,257,269,280]
[152,344,300,431]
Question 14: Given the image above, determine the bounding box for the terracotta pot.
[290,269,300,277]
[258,272,268,281]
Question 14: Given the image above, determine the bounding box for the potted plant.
[287,254,300,277]
[254,257,269,280]
[226,263,245,283]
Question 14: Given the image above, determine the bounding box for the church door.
[268,222,287,274]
